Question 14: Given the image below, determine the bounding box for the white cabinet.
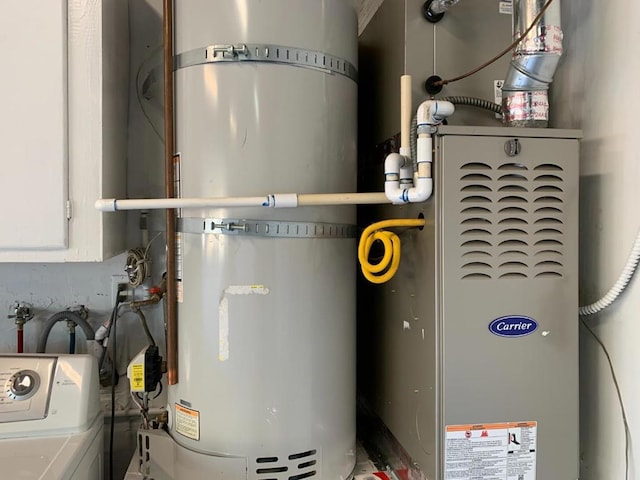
[0,0,128,262]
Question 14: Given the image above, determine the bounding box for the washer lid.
[0,423,97,479]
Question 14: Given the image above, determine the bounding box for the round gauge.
[6,370,40,401]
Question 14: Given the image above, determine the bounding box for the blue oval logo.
[489,315,538,337]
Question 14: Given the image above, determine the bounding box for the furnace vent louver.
[459,160,566,280]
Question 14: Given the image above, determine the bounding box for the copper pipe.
[129,295,162,310]
[163,0,178,386]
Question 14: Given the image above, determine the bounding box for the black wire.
[68,329,76,354]
[108,297,121,480]
[580,317,631,480]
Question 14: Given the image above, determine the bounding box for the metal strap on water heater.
[178,217,357,239]
[175,43,358,83]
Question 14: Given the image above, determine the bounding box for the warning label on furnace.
[175,403,200,441]
[445,421,537,480]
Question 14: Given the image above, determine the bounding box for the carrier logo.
[489,316,538,337]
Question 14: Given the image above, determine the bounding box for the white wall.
[0,0,166,417]
[551,1,640,478]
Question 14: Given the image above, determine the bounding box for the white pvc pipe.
[408,178,433,203]
[383,96,454,205]
[298,192,388,206]
[400,75,412,157]
[384,153,410,205]
[95,192,390,212]
[417,100,456,131]
[409,134,434,202]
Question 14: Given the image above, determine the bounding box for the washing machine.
[0,354,103,480]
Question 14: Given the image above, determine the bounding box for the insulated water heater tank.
[169,1,358,479]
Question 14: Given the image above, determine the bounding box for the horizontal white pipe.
[298,192,388,206]
[96,192,390,212]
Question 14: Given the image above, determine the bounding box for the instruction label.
[175,403,200,441]
[494,80,504,119]
[176,232,184,303]
[499,1,513,15]
[130,364,145,391]
[445,421,537,480]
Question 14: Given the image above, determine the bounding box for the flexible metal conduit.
[440,96,503,115]
[579,230,640,316]
[502,0,562,127]
[163,0,178,386]
[36,311,95,353]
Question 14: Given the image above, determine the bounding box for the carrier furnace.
[358,1,580,478]
[359,126,580,480]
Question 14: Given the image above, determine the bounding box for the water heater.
[143,1,359,479]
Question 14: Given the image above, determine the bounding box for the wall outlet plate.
[111,274,129,306]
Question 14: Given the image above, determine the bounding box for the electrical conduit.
[579,229,640,316]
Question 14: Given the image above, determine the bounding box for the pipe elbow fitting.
[385,178,433,205]
[384,153,408,176]
[408,178,433,203]
[385,182,409,205]
[417,101,455,131]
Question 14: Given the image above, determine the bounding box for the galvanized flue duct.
[502,0,563,127]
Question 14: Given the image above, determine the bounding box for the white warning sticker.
[494,80,504,119]
[176,232,184,303]
[175,403,200,441]
[445,421,537,480]
[499,1,513,14]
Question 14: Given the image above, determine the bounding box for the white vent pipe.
[384,75,454,205]
[95,192,389,211]
[502,0,563,127]
[97,75,454,213]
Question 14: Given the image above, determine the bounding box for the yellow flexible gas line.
[358,219,426,284]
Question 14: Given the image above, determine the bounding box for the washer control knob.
[6,370,40,400]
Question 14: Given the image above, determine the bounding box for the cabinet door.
[0,0,68,250]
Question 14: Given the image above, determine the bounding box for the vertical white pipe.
[400,75,412,156]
